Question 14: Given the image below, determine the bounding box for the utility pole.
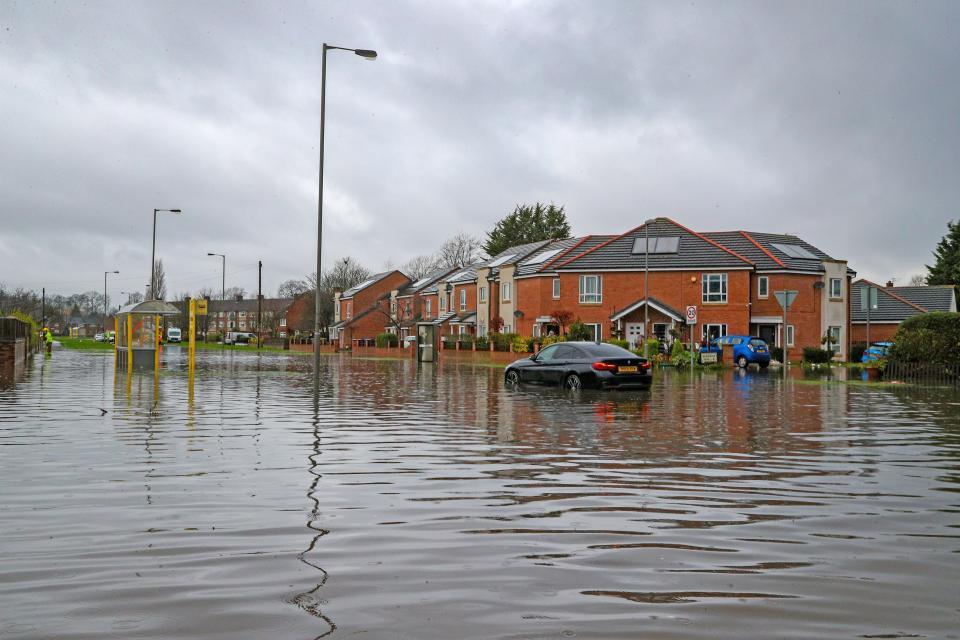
[41,287,45,329]
[257,260,262,349]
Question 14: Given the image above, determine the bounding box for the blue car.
[700,335,771,368]
[861,341,892,364]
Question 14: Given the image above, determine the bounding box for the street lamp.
[314,43,378,392]
[151,208,181,299]
[643,218,656,359]
[104,270,119,331]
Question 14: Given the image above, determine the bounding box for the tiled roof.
[446,263,481,284]
[484,239,552,277]
[703,230,844,273]
[342,271,407,298]
[556,218,753,271]
[887,285,957,313]
[398,266,456,296]
[611,296,684,321]
[851,280,927,323]
[515,237,585,276]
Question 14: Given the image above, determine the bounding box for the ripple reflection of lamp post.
[313,43,378,393]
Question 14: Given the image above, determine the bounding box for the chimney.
[885,280,894,288]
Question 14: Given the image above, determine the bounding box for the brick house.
[330,270,411,347]
[433,263,482,336]
[174,296,294,338]
[851,281,957,344]
[391,266,458,341]
[474,240,555,336]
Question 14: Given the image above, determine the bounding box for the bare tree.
[436,232,484,269]
[278,279,310,299]
[126,292,144,304]
[401,254,441,280]
[224,286,246,300]
[909,274,927,286]
[300,257,372,333]
[152,259,167,300]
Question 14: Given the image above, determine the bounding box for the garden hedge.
[889,312,960,365]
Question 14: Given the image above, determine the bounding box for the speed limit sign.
[685,305,697,325]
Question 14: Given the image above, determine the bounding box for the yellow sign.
[196,299,208,315]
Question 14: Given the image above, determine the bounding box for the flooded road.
[2,350,959,639]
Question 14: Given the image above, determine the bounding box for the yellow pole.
[114,315,118,365]
[126,313,133,369]
[154,314,160,376]
[188,298,196,374]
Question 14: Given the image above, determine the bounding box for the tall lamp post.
[208,253,226,337]
[313,43,378,392]
[104,270,119,331]
[150,208,181,299]
[643,218,656,359]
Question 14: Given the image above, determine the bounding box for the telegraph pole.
[257,260,263,349]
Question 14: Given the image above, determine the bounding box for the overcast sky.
[1,0,957,300]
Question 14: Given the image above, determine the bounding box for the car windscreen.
[579,343,634,358]
[749,338,766,347]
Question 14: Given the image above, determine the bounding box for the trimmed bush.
[890,312,960,365]
[567,321,592,341]
[540,334,565,347]
[375,333,398,347]
[475,336,489,351]
[207,332,222,343]
[850,342,868,363]
[770,346,784,362]
[606,338,629,349]
[491,332,514,351]
[802,347,832,363]
[512,334,533,353]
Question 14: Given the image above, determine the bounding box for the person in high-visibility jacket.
[43,327,53,354]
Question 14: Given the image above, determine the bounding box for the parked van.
[167,327,182,343]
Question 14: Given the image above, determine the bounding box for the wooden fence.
[885,361,960,387]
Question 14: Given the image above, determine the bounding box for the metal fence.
[0,317,30,341]
[885,361,960,387]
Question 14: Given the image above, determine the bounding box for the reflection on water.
[1,350,959,639]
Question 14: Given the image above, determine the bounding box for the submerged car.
[504,341,652,390]
[700,335,771,368]
[861,341,892,363]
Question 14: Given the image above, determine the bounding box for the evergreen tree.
[926,220,960,289]
[483,202,571,257]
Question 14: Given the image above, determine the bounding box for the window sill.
[701,301,728,305]
[829,297,843,302]
[578,301,603,305]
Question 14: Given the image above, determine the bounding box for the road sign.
[860,286,878,311]
[774,290,799,311]
[685,305,697,325]
[196,299,208,316]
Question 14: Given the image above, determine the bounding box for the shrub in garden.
[375,333,398,347]
[850,342,868,362]
[475,336,489,350]
[512,334,533,353]
[539,334,565,347]
[605,338,629,349]
[207,332,222,343]
[890,312,960,365]
[802,347,832,363]
[770,346,784,362]
[491,333,514,351]
[670,339,691,367]
[567,321,592,341]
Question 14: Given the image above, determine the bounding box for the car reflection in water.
[504,341,652,390]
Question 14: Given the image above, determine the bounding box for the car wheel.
[505,370,521,385]
[758,361,770,369]
[736,356,748,368]
[564,373,582,390]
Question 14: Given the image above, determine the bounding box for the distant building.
[851,281,957,343]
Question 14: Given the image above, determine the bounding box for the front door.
[625,322,644,350]
[757,324,777,347]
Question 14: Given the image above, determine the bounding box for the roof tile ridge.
[665,218,754,265]
[555,224,648,268]
[540,236,592,272]
[738,230,786,268]
[860,278,929,312]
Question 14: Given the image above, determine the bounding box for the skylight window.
[524,248,563,265]
[488,254,517,267]
[631,236,680,254]
[771,243,818,260]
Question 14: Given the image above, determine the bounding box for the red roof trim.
[855,279,928,313]
[668,218,754,265]
[555,226,645,268]
[739,230,785,268]
[539,236,593,272]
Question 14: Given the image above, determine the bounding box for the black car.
[504,341,652,390]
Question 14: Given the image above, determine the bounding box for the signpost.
[860,285,878,345]
[774,290,798,378]
[188,298,197,374]
[195,299,208,316]
[686,305,697,369]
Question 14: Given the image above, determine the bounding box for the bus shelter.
[115,300,180,370]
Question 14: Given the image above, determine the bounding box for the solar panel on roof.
[524,248,563,265]
[412,277,431,288]
[771,243,818,260]
[488,254,516,267]
[631,236,680,254]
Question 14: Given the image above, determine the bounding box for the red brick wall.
[285,294,313,332]
[420,292,438,320]
[751,273,824,351]
[451,282,477,315]
[338,271,411,324]
[515,276,559,336]
[851,322,899,344]
[554,270,753,340]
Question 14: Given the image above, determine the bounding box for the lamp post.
[150,208,181,299]
[313,43,378,392]
[104,270,119,331]
[208,253,226,336]
[643,218,656,359]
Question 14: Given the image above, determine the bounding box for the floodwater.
[2,350,959,640]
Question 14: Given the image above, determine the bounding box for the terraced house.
[851,280,957,344]
[330,270,411,348]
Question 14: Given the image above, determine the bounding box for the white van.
[167,327,182,343]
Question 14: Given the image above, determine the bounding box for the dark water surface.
[2,350,959,639]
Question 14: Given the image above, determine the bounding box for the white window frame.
[532,324,541,338]
[280,318,287,327]
[501,282,511,302]
[440,295,446,312]
[786,325,795,347]
[585,323,602,341]
[701,323,728,342]
[829,278,842,299]
[758,276,769,299]
[478,323,487,337]
[827,325,841,353]
[479,286,486,303]
[552,278,560,299]
[346,302,352,319]
[702,273,728,303]
[425,299,432,318]
[579,275,602,304]
[460,288,467,311]
[503,323,511,333]
[334,304,340,322]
